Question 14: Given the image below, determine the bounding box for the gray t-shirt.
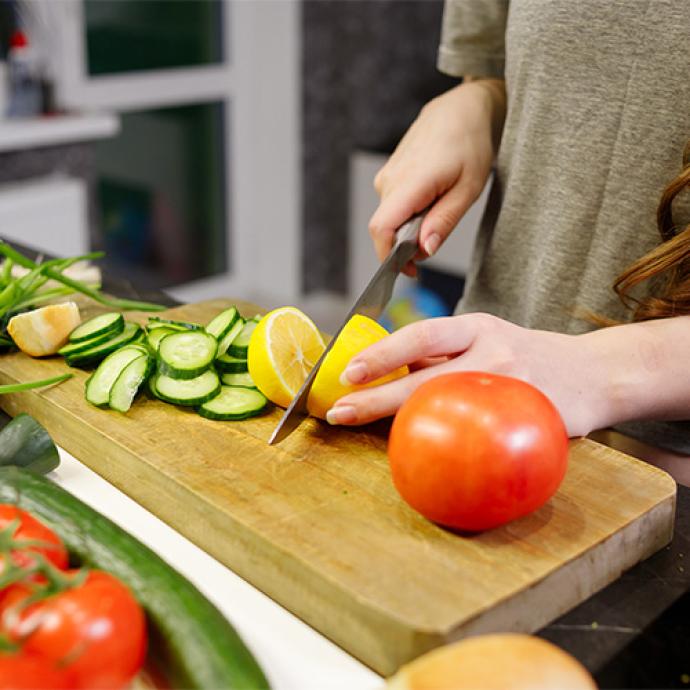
[439,0,690,335]
[438,0,690,452]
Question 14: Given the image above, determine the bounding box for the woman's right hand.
[369,79,506,274]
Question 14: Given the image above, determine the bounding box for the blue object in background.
[379,283,450,332]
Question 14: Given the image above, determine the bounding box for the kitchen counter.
[3,243,690,688]
[49,446,382,690]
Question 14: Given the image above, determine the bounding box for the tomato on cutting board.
[0,569,147,690]
[387,371,568,531]
[0,505,68,572]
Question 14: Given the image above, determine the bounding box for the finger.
[419,178,481,258]
[341,316,478,385]
[369,180,437,262]
[408,355,452,371]
[327,357,459,425]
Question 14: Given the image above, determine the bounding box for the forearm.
[581,316,690,429]
[463,77,507,151]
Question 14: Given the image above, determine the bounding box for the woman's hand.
[325,313,613,438]
[369,79,506,275]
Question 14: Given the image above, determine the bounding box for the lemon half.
[248,307,408,420]
[307,314,408,419]
[247,307,325,409]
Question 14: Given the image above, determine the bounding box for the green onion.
[0,244,165,313]
[0,373,72,394]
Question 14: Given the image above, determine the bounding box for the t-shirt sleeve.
[437,0,508,78]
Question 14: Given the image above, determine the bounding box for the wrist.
[578,322,669,432]
[460,79,507,149]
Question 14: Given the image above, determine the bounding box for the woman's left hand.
[325,313,612,437]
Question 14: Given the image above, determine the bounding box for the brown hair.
[613,141,690,322]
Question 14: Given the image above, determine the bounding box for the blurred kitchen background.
[0,0,490,331]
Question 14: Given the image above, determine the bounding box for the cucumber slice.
[69,312,124,343]
[158,331,218,379]
[215,353,248,374]
[216,318,244,358]
[85,347,148,407]
[148,317,203,331]
[154,369,221,406]
[109,355,152,413]
[220,372,256,389]
[198,386,268,421]
[58,328,120,356]
[146,327,176,353]
[205,306,239,340]
[227,320,258,359]
[66,323,142,368]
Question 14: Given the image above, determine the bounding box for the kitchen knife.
[268,211,425,445]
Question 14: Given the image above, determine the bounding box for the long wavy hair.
[597,141,690,325]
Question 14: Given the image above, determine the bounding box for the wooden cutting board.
[0,299,676,676]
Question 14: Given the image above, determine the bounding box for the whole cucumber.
[0,414,59,474]
[0,467,270,690]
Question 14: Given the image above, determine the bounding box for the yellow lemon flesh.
[247,306,326,409]
[306,313,408,420]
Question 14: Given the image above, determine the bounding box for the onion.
[386,634,597,690]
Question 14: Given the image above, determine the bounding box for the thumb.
[419,180,480,258]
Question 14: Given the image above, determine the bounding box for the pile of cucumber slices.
[58,307,268,421]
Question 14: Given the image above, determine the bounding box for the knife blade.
[268,211,425,445]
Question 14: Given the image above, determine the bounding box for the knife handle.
[393,211,425,249]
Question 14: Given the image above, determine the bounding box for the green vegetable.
[109,355,152,413]
[205,306,239,340]
[158,331,218,379]
[147,317,203,331]
[0,468,270,690]
[216,318,245,358]
[0,413,60,474]
[198,386,267,421]
[220,372,257,389]
[154,369,221,406]
[68,312,124,343]
[65,323,142,368]
[0,372,72,395]
[215,353,248,374]
[85,346,148,407]
[226,320,258,359]
[0,243,166,321]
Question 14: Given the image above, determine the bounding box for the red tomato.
[388,372,569,531]
[0,651,74,689]
[0,569,147,690]
[0,505,68,572]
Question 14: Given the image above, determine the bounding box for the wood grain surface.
[0,299,677,676]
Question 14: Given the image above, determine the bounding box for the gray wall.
[302,0,457,294]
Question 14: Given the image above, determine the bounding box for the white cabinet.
[0,175,88,257]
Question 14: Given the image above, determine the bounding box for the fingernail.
[340,361,368,385]
[424,232,441,257]
[326,405,357,425]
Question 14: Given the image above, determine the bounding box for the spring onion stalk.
[0,258,13,287]
[0,244,165,312]
[0,373,72,394]
[11,286,87,311]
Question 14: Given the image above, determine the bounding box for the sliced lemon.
[306,314,408,420]
[247,306,326,408]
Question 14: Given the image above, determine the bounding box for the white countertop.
[0,112,119,153]
[52,448,382,690]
